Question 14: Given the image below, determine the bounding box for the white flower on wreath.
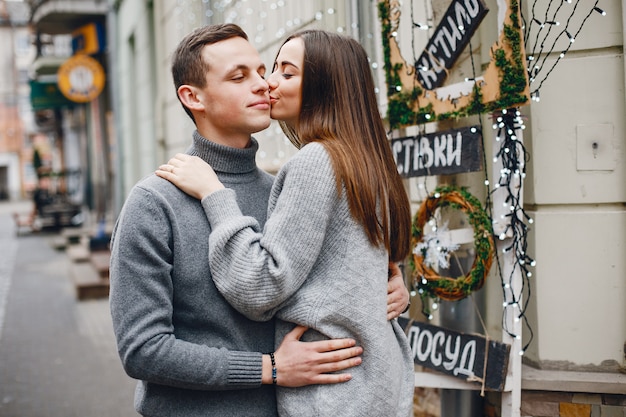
[414,220,460,269]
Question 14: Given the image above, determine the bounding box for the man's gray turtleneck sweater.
[109,131,277,416]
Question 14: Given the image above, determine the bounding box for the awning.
[29,80,74,110]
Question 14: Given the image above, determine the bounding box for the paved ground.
[0,200,138,417]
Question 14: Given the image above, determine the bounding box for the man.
[109,23,407,417]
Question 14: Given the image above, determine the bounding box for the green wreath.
[410,185,495,301]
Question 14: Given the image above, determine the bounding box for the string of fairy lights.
[490,108,535,355]
[523,0,607,102]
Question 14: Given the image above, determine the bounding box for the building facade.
[4,0,623,415]
[0,0,32,200]
[112,0,626,416]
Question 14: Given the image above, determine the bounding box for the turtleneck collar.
[187,130,259,174]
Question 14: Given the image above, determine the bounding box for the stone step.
[69,260,110,300]
[90,250,110,279]
[67,244,90,262]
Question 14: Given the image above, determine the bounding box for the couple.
[109,23,414,417]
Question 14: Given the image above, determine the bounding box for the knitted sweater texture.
[203,142,414,417]
[109,132,277,416]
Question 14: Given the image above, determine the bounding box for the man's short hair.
[172,23,248,122]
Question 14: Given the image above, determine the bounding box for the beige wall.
[115,0,160,197]
[521,0,625,370]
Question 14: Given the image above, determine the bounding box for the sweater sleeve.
[202,143,337,321]
[109,185,263,390]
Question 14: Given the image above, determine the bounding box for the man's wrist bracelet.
[269,352,277,385]
[402,301,411,314]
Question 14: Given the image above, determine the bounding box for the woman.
[157,30,414,416]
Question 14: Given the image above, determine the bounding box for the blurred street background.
[0,199,137,417]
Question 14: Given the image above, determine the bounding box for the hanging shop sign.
[415,0,489,90]
[391,125,483,177]
[398,317,510,391]
[29,80,74,110]
[71,22,106,55]
[57,54,106,103]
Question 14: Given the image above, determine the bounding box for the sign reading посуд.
[399,317,510,391]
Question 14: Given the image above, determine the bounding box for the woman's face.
[268,38,304,127]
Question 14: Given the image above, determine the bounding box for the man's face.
[196,37,270,146]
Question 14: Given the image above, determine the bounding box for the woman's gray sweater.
[109,132,278,416]
[202,142,414,416]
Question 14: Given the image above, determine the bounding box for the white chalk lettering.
[454,340,477,377]
[443,335,461,371]
[434,135,448,167]
[430,331,446,366]
[392,139,407,174]
[447,132,463,166]
[464,0,481,17]
[407,325,477,379]
[419,137,434,169]
[416,328,433,362]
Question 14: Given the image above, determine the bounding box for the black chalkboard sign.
[415,0,489,90]
[399,317,510,391]
[391,125,483,178]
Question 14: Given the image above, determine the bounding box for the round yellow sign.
[57,54,105,103]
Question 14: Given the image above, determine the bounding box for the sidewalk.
[0,200,138,417]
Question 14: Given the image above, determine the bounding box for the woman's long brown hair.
[277,30,411,262]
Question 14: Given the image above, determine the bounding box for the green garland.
[410,186,495,302]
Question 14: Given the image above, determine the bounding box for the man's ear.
[177,85,205,112]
